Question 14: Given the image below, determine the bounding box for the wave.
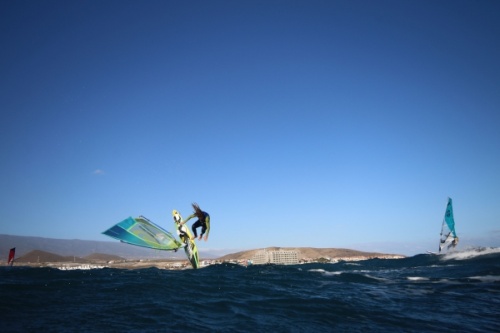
[406,276,429,281]
[440,246,500,261]
[308,268,341,276]
[466,275,500,283]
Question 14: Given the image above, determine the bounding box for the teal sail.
[439,198,459,253]
[102,216,183,251]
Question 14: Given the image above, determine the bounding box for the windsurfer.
[184,203,210,241]
[438,198,459,254]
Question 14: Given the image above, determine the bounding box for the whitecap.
[308,268,341,276]
[407,276,429,281]
[466,275,500,283]
[441,247,500,261]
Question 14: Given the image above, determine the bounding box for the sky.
[1,1,499,256]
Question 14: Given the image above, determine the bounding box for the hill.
[12,247,404,266]
[15,250,90,264]
[218,247,404,261]
[1,235,405,264]
[14,250,125,264]
[85,253,124,262]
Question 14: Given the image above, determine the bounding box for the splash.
[441,247,500,260]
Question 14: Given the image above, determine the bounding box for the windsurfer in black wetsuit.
[184,203,211,241]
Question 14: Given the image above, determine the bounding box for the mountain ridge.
[0,234,405,262]
[218,246,404,261]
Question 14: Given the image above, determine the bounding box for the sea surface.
[1,248,499,333]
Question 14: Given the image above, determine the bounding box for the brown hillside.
[218,247,404,261]
[85,253,124,261]
[16,250,89,263]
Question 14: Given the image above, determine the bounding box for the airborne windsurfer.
[184,203,211,241]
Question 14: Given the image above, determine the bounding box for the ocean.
[1,248,499,333]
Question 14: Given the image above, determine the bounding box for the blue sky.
[1,1,499,256]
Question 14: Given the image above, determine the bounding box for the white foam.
[466,275,500,283]
[441,247,500,261]
[308,268,341,276]
[407,276,429,281]
[56,264,107,270]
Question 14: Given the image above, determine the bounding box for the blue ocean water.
[1,248,499,333]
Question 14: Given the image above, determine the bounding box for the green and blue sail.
[103,216,182,251]
[439,198,459,253]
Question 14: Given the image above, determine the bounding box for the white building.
[251,249,299,265]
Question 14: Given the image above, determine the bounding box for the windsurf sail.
[8,247,15,266]
[102,216,183,251]
[439,198,459,253]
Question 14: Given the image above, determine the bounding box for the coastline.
[5,254,405,271]
[4,246,406,270]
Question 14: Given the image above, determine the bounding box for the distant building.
[252,251,268,265]
[251,249,299,265]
